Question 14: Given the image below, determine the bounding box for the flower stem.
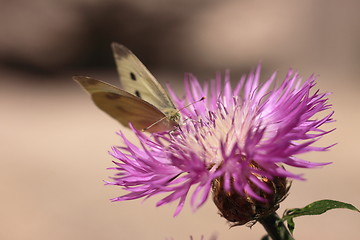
[259,212,294,240]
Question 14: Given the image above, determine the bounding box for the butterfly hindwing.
[73,75,133,97]
[73,76,174,132]
[91,92,169,132]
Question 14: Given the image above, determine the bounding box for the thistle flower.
[107,65,334,223]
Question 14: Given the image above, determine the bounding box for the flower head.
[107,65,334,219]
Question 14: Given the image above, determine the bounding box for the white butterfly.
[74,43,180,133]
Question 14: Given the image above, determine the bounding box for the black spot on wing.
[135,90,141,98]
[130,72,136,81]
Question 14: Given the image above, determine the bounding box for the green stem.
[259,212,295,240]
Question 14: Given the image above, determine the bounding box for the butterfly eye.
[135,90,141,98]
[130,72,136,81]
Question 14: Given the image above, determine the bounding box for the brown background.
[1,0,359,239]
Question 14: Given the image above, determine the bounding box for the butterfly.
[73,43,181,133]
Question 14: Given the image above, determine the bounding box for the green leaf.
[286,217,295,234]
[282,199,359,234]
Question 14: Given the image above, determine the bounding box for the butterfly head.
[164,109,181,124]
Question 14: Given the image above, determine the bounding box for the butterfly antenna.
[177,96,206,113]
[141,116,168,132]
[141,96,206,132]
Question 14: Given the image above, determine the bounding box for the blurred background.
[1,0,359,239]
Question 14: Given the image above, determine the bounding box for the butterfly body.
[164,109,181,122]
[74,43,180,133]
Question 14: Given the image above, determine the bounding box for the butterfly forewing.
[111,43,177,113]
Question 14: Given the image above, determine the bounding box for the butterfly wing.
[111,43,177,113]
[74,76,177,132]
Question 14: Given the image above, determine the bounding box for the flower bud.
[212,170,290,226]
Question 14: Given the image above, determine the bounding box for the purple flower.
[107,65,334,217]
